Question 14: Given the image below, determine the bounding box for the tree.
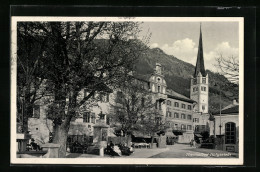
[215,53,239,83]
[110,75,154,135]
[110,74,168,145]
[140,110,169,146]
[16,21,147,157]
[17,22,50,133]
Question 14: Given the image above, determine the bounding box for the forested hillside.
[135,47,239,113]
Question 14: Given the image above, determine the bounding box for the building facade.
[211,100,239,153]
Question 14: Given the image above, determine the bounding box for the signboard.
[226,145,235,152]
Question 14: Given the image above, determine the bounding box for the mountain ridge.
[135,47,239,113]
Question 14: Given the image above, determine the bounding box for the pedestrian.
[193,139,196,148]
[190,139,193,147]
[30,138,41,151]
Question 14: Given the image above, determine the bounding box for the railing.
[172,127,193,132]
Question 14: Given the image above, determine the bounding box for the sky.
[139,22,239,72]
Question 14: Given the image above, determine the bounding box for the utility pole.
[219,87,223,150]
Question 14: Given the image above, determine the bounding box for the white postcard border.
[11,17,244,165]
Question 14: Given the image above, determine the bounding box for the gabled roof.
[213,105,239,115]
[166,89,196,103]
[194,24,206,77]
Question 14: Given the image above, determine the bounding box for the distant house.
[211,100,239,153]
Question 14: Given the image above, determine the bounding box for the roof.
[194,24,207,77]
[166,89,196,103]
[213,105,239,115]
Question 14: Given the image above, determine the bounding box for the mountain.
[135,47,239,113]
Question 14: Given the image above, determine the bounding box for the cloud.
[160,38,198,65]
[150,43,159,48]
[155,39,238,73]
[204,42,239,72]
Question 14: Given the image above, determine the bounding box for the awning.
[194,134,203,138]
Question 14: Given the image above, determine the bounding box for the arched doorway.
[225,122,236,144]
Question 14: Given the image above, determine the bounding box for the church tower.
[190,24,209,113]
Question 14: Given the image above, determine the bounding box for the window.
[158,86,161,93]
[187,115,192,120]
[155,117,161,125]
[225,122,236,144]
[188,105,192,110]
[165,121,171,127]
[202,105,205,111]
[167,100,171,106]
[187,125,192,130]
[201,86,206,91]
[193,79,197,85]
[116,91,123,103]
[193,118,199,123]
[91,113,95,124]
[33,105,40,118]
[181,114,186,119]
[159,101,162,110]
[83,112,90,123]
[155,100,158,109]
[202,78,206,84]
[107,117,110,125]
[167,111,172,117]
[99,112,105,120]
[174,112,179,118]
[182,104,186,109]
[106,94,110,102]
[181,124,186,130]
[174,102,179,107]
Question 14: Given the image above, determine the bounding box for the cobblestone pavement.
[66,143,238,158]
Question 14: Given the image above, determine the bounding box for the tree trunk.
[52,116,71,158]
[52,90,77,158]
[151,135,154,148]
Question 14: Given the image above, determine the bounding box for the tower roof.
[194,24,206,77]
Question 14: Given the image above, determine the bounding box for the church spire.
[194,23,206,77]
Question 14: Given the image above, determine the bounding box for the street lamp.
[214,83,223,149]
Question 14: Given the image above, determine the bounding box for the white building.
[211,100,239,152]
